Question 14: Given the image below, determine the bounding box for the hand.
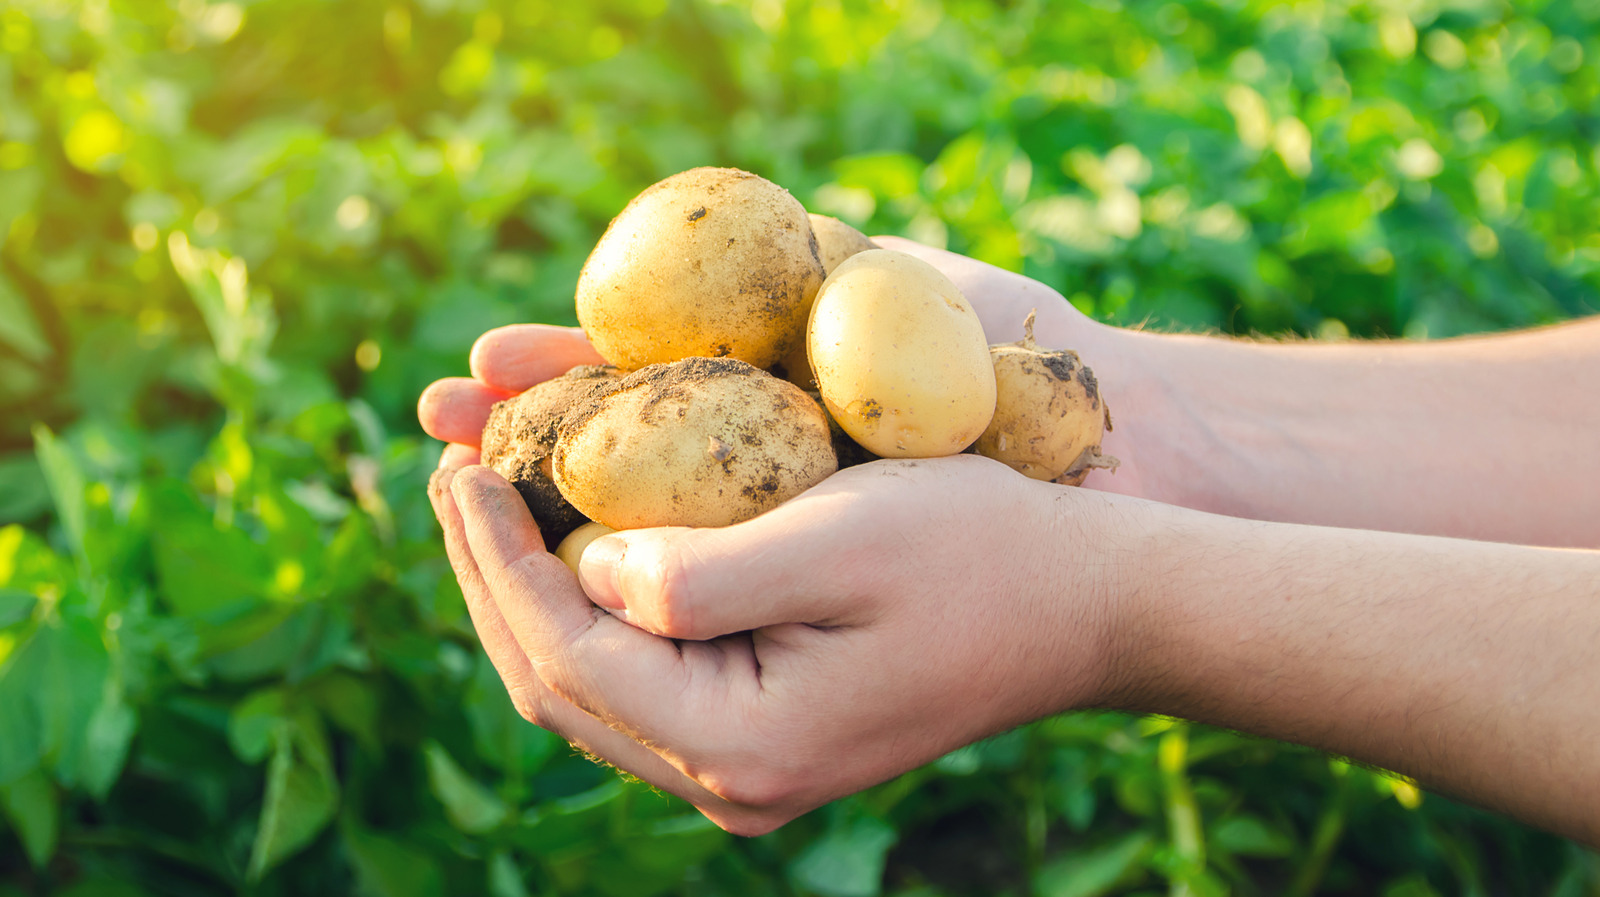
[428,454,1137,834]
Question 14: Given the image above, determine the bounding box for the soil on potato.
[480,364,619,548]
[557,356,839,528]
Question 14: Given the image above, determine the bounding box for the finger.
[430,469,765,827]
[448,466,747,751]
[575,484,877,640]
[439,442,481,470]
[470,324,607,393]
[418,378,514,446]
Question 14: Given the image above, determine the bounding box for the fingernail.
[577,535,626,610]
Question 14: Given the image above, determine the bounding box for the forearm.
[1056,315,1600,547]
[1101,506,1600,844]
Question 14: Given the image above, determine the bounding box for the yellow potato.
[554,521,616,575]
[553,357,838,529]
[576,167,824,372]
[974,312,1118,485]
[808,249,997,458]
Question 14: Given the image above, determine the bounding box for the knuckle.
[507,685,558,736]
[636,540,700,638]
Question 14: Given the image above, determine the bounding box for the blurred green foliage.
[1,0,1598,893]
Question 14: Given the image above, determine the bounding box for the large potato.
[808,249,997,458]
[576,167,824,372]
[553,357,837,529]
[479,365,621,547]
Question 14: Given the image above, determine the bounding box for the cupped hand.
[430,454,1139,834]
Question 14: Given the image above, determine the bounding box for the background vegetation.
[2,0,1598,893]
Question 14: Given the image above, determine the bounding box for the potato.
[807,213,877,275]
[808,249,997,458]
[480,365,622,548]
[777,214,879,388]
[553,357,837,529]
[554,521,616,575]
[575,167,824,372]
[973,312,1118,485]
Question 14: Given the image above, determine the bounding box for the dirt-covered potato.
[973,312,1118,485]
[777,214,880,388]
[553,357,838,529]
[808,249,997,458]
[554,521,616,575]
[479,365,621,548]
[575,167,824,372]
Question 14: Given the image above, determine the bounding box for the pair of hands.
[417,239,1157,833]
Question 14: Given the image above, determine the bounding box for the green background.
[1,0,1597,893]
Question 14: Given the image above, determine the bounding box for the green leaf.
[0,672,40,787]
[1035,831,1154,897]
[306,674,380,754]
[0,617,110,789]
[488,851,531,897]
[465,652,558,777]
[0,276,49,364]
[423,740,508,834]
[228,689,287,764]
[247,714,338,881]
[149,482,270,619]
[0,767,58,868]
[787,815,897,897]
[343,821,445,897]
[76,678,137,800]
[1210,814,1294,858]
[0,457,50,525]
[54,881,151,897]
[0,590,34,629]
[31,425,86,571]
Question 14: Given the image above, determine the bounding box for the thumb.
[575,507,869,641]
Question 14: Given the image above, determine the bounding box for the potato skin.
[576,167,824,372]
[974,341,1113,485]
[809,249,997,458]
[778,215,879,388]
[554,521,616,575]
[479,365,621,548]
[553,357,838,529]
[807,213,877,275]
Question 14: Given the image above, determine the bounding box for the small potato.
[480,365,622,548]
[809,249,997,458]
[576,167,824,372]
[554,521,616,575]
[974,312,1118,485]
[553,357,837,529]
[778,215,879,388]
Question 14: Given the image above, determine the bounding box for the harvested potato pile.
[483,166,1117,537]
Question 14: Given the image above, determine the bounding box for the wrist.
[1079,498,1244,714]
